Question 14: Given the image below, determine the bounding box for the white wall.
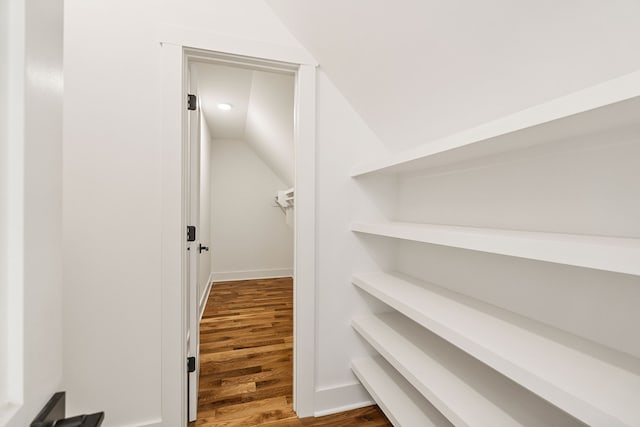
[62,2,439,422]
[267,0,640,152]
[268,0,640,416]
[210,138,293,281]
[57,2,640,425]
[21,0,65,418]
[198,113,212,300]
[2,0,64,425]
[63,1,640,423]
[396,135,640,238]
[63,2,307,425]
[0,0,11,409]
[313,72,392,413]
[245,71,295,186]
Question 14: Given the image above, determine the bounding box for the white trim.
[351,69,640,177]
[160,31,317,425]
[313,383,374,417]
[160,42,186,427]
[292,64,317,417]
[212,268,293,282]
[118,419,162,427]
[159,26,317,67]
[0,403,20,427]
[2,0,25,421]
[199,272,213,321]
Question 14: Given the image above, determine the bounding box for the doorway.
[185,55,296,422]
[160,38,317,426]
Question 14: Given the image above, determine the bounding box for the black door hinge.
[187,225,196,242]
[187,356,196,373]
[187,94,197,111]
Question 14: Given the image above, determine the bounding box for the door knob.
[199,244,209,253]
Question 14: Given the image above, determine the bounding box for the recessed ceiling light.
[217,103,232,111]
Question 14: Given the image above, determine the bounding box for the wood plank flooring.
[192,277,391,427]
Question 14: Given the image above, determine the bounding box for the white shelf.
[353,313,584,426]
[351,356,452,427]
[353,271,640,427]
[351,221,640,276]
[351,70,640,177]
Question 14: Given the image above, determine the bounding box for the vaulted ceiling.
[192,63,253,139]
[266,0,640,151]
[192,62,295,186]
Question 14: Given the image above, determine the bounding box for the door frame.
[185,61,201,422]
[159,28,318,426]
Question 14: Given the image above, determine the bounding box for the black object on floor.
[31,391,104,427]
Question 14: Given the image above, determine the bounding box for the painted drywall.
[62,2,640,424]
[193,63,294,289]
[209,138,293,280]
[198,112,212,300]
[245,71,295,186]
[396,135,640,238]
[62,2,310,425]
[195,63,296,187]
[2,0,64,426]
[266,1,640,412]
[21,0,65,417]
[267,0,640,152]
[0,0,10,409]
[313,72,393,406]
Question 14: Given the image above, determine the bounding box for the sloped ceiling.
[245,71,295,187]
[192,63,253,139]
[193,61,294,186]
[266,0,640,151]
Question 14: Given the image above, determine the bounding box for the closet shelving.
[351,356,452,427]
[351,70,640,177]
[352,312,585,426]
[349,71,640,427]
[351,221,640,277]
[352,272,640,427]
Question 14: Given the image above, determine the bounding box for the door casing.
[185,63,201,422]
[159,29,318,426]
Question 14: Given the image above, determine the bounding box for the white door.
[186,87,201,422]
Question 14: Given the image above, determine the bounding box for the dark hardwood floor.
[192,277,391,426]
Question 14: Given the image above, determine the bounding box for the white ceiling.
[192,62,295,186]
[192,63,253,139]
[266,0,640,151]
[244,70,295,186]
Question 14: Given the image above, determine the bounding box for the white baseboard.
[199,272,214,321]
[212,268,293,282]
[111,384,371,426]
[118,419,161,427]
[313,382,374,417]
